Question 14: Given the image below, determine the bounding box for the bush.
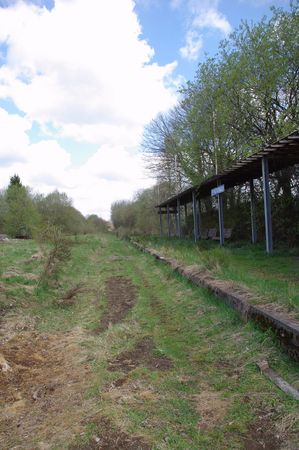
[38,225,72,285]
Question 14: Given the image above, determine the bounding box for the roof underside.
[157,130,299,209]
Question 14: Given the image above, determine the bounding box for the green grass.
[135,236,299,315]
[0,234,298,449]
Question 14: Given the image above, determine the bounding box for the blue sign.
[211,184,225,197]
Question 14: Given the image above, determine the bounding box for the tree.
[9,174,22,187]
[4,177,40,238]
[143,4,299,189]
[86,214,108,233]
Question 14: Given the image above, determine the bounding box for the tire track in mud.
[95,276,136,333]
[108,336,173,373]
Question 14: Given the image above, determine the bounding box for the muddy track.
[96,276,136,332]
[69,416,151,450]
[108,336,173,373]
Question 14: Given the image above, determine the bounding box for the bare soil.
[69,416,151,450]
[108,336,173,373]
[0,327,93,449]
[96,276,136,332]
[243,411,282,450]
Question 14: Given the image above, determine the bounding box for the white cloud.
[0,107,31,166]
[0,108,153,218]
[0,0,179,218]
[0,0,177,128]
[180,30,203,61]
[192,8,232,35]
[177,0,232,61]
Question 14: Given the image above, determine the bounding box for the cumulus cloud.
[0,108,153,218]
[0,0,178,218]
[0,107,31,166]
[179,30,203,61]
[177,0,232,61]
[192,8,232,35]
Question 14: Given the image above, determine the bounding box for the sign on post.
[211,184,225,197]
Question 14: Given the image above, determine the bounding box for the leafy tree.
[9,174,22,187]
[34,190,86,234]
[127,3,299,241]
[143,3,299,189]
[86,214,109,233]
[4,177,40,238]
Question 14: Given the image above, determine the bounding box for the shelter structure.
[156,130,299,253]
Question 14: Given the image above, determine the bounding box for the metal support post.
[159,207,163,237]
[218,194,224,246]
[177,198,181,238]
[217,181,224,246]
[167,205,171,238]
[192,191,198,242]
[249,179,257,244]
[197,199,201,240]
[262,157,273,253]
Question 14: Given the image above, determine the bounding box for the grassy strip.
[0,234,298,449]
[134,236,299,316]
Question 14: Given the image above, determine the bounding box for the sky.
[0,0,290,219]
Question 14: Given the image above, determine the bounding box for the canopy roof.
[157,130,299,208]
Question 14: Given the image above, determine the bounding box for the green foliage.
[111,183,170,235]
[37,224,73,285]
[86,214,109,233]
[143,5,299,186]
[9,174,22,187]
[4,179,41,238]
[34,190,109,235]
[119,4,299,241]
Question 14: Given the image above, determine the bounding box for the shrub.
[38,225,72,285]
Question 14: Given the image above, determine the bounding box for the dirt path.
[96,276,136,332]
[0,272,150,449]
[108,336,173,373]
[0,236,298,449]
[0,327,93,449]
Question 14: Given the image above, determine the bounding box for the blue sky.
[136,0,289,80]
[0,0,290,218]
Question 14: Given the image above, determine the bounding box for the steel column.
[167,205,171,238]
[197,199,201,240]
[192,191,199,242]
[262,157,273,253]
[218,194,224,246]
[177,198,181,238]
[159,207,163,237]
[217,181,224,246]
[249,179,257,244]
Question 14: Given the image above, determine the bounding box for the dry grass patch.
[0,327,95,449]
[193,388,230,430]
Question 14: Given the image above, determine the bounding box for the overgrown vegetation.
[0,175,109,238]
[135,235,299,316]
[111,3,299,241]
[0,234,298,449]
[37,224,73,286]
